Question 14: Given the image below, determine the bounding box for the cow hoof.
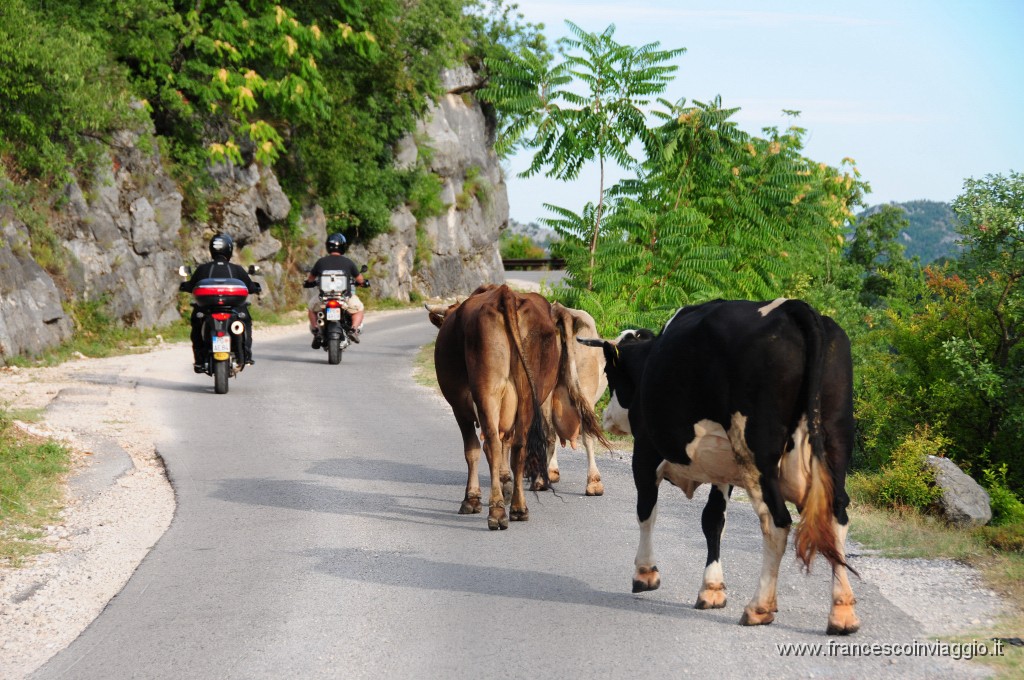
[585,480,604,496]
[739,606,775,626]
[530,478,549,491]
[510,508,529,522]
[632,566,660,593]
[695,584,727,609]
[548,468,560,483]
[487,508,508,530]
[827,607,860,636]
[459,498,482,514]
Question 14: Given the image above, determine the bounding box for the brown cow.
[426,285,603,528]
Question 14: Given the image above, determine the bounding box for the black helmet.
[325,233,347,254]
[209,233,234,260]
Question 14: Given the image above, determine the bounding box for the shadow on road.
[130,376,221,394]
[308,457,464,487]
[211,477,480,533]
[301,545,750,628]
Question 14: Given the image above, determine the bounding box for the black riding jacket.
[179,258,261,295]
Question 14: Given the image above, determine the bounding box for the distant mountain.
[506,219,559,253]
[857,200,961,263]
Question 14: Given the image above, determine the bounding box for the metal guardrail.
[502,258,566,271]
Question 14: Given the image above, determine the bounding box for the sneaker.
[311,335,322,350]
[347,328,360,344]
[245,357,255,366]
[193,363,205,374]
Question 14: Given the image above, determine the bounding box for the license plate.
[326,308,341,321]
[212,335,231,353]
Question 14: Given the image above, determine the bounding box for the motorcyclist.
[304,233,366,347]
[179,233,262,372]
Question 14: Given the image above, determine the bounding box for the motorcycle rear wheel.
[214,359,230,394]
[328,336,342,365]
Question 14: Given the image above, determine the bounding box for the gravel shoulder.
[0,314,1011,678]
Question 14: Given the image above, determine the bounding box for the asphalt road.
[35,310,982,679]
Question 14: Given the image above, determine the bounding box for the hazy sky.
[503,0,1024,225]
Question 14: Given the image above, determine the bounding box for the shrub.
[983,464,1024,526]
[500,232,545,260]
[875,425,946,510]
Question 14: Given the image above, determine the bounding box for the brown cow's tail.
[787,301,853,575]
[500,286,549,485]
[553,305,610,449]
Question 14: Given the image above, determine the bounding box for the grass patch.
[848,477,1024,678]
[413,340,438,390]
[0,408,71,567]
[4,296,193,368]
[364,295,423,312]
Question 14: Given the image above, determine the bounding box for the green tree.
[485,22,684,286]
[846,204,916,307]
[545,98,867,334]
[0,0,140,179]
[854,171,1024,492]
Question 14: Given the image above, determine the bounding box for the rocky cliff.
[0,69,506,363]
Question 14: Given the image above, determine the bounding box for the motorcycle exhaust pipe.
[316,311,325,326]
[230,320,245,335]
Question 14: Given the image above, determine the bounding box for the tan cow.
[541,303,609,496]
[426,285,604,528]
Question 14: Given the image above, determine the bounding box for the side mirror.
[248,265,261,275]
[178,265,192,277]
[360,264,368,273]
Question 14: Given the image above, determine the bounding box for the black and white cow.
[580,298,860,635]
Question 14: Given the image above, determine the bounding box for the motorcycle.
[304,265,370,365]
[179,264,261,394]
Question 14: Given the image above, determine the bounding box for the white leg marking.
[635,505,658,570]
[742,523,789,624]
[703,559,724,587]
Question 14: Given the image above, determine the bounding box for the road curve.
[35,310,982,679]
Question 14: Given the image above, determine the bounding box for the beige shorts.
[308,293,364,313]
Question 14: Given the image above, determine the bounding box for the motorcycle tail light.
[326,299,341,308]
[211,312,231,321]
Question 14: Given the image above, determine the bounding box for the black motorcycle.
[305,265,369,365]
[180,265,260,393]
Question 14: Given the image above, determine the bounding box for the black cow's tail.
[787,300,851,574]
[500,286,549,485]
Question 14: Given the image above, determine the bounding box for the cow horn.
[424,303,448,315]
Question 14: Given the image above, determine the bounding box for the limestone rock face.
[0,216,75,358]
[349,67,507,301]
[56,129,185,331]
[926,456,993,527]
[0,67,508,362]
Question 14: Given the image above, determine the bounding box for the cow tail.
[788,301,850,574]
[500,287,549,485]
[555,308,610,449]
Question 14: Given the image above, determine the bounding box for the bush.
[983,464,1024,526]
[875,425,946,510]
[500,233,545,259]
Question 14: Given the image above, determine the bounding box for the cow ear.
[603,343,619,367]
[576,337,604,348]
